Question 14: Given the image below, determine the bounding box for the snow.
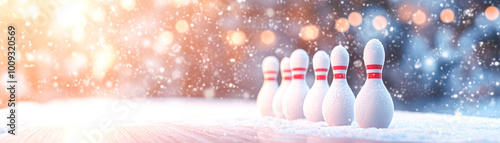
[1,98,499,142]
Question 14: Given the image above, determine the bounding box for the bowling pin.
[257,56,279,117]
[283,49,310,120]
[322,45,355,126]
[354,39,394,128]
[272,57,291,119]
[303,51,329,122]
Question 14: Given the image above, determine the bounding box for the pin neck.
[263,70,278,81]
[315,75,327,80]
[264,77,276,81]
[365,64,383,79]
[314,68,328,72]
[314,68,328,81]
[281,69,292,81]
[334,73,346,79]
[283,76,292,81]
[332,66,347,80]
[366,64,383,70]
[292,68,307,71]
[333,66,347,70]
[293,74,305,80]
[291,67,307,80]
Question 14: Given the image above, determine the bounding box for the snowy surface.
[0,98,499,142]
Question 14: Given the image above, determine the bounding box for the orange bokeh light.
[413,10,427,25]
[300,24,319,41]
[159,31,174,46]
[335,17,350,32]
[120,0,136,11]
[397,2,416,22]
[440,9,455,23]
[485,6,499,21]
[175,20,190,33]
[348,12,363,26]
[372,16,388,30]
[260,30,276,45]
[228,31,247,46]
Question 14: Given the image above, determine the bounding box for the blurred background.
[0,0,500,117]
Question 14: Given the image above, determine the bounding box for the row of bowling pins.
[256,39,394,128]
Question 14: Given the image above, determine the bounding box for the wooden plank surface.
[0,123,389,143]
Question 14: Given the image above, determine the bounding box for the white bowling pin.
[354,39,394,128]
[272,57,291,119]
[322,45,355,126]
[257,56,279,117]
[303,51,330,122]
[283,49,310,120]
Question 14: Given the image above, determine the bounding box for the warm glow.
[335,17,350,32]
[397,2,416,22]
[413,10,427,25]
[485,6,499,21]
[348,12,363,26]
[92,44,116,80]
[65,52,88,76]
[71,27,86,42]
[228,31,247,46]
[300,25,319,41]
[440,9,455,23]
[90,8,106,22]
[158,31,174,46]
[372,16,388,30]
[120,0,136,11]
[152,31,174,54]
[260,30,276,45]
[175,20,190,33]
[175,0,190,6]
[55,4,87,28]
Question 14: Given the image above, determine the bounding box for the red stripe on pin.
[334,74,345,79]
[366,65,383,70]
[315,68,328,72]
[265,71,277,74]
[283,69,291,73]
[367,73,381,79]
[293,74,304,79]
[333,66,347,70]
[293,68,307,71]
[284,76,292,80]
[265,77,276,81]
[316,75,326,80]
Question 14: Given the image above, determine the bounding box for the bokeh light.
[158,31,174,46]
[485,6,499,21]
[260,30,276,45]
[228,30,247,46]
[120,0,136,11]
[348,12,362,26]
[335,17,350,32]
[175,20,190,33]
[397,2,416,22]
[92,44,116,80]
[300,24,319,41]
[440,9,455,23]
[372,15,388,30]
[55,4,87,28]
[71,27,86,42]
[413,10,427,25]
[90,8,106,22]
[174,0,190,6]
[64,52,88,76]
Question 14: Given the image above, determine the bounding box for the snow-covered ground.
[0,98,499,142]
